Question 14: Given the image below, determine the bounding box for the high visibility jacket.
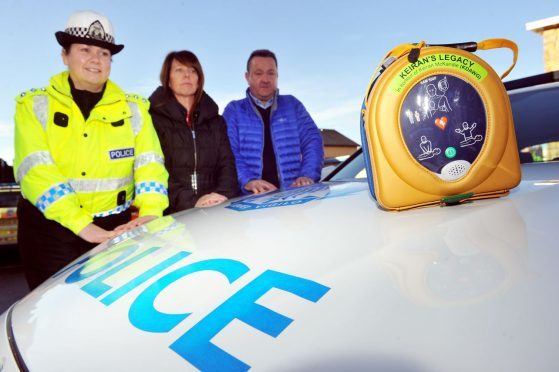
[14,71,169,235]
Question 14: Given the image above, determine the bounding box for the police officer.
[14,11,169,290]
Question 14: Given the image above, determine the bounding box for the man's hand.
[78,223,115,243]
[195,192,228,208]
[290,176,314,187]
[245,179,277,194]
[112,215,158,234]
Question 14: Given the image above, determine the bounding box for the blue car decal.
[227,183,364,211]
[57,225,331,371]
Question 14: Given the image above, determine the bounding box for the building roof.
[526,16,559,33]
[320,129,359,147]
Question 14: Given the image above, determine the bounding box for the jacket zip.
[250,98,282,187]
[268,109,282,187]
[191,112,199,194]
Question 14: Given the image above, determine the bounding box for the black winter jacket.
[149,87,238,214]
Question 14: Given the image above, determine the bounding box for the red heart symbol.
[435,116,448,130]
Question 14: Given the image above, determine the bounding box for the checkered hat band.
[65,27,115,43]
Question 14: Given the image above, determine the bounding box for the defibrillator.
[361,39,521,210]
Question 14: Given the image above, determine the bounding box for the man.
[13,11,168,289]
[223,49,324,194]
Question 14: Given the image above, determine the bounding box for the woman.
[14,11,168,289]
[149,51,238,213]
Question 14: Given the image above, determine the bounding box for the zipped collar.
[247,88,278,111]
[149,86,220,126]
[47,71,125,108]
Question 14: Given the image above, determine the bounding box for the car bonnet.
[4,174,559,371]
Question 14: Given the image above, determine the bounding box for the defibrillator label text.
[390,53,488,94]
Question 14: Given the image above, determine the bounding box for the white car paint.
[1,160,558,371]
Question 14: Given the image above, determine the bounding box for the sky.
[0,0,557,164]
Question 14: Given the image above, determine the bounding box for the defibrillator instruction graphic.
[399,74,487,177]
[417,135,441,160]
[425,77,452,118]
[455,122,483,147]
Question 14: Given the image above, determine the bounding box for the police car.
[1,72,559,371]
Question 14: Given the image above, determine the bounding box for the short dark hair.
[159,50,205,106]
[246,49,278,72]
[62,44,111,55]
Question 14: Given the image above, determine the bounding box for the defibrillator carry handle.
[476,38,518,79]
[426,41,478,52]
[421,39,518,80]
[409,42,478,63]
[364,38,518,104]
[428,39,518,80]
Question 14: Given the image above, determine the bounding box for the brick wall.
[542,28,559,72]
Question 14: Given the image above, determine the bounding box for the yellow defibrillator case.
[361,39,521,210]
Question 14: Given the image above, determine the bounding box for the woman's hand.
[112,215,158,234]
[78,223,115,243]
[195,192,228,208]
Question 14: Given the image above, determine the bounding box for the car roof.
[504,70,559,91]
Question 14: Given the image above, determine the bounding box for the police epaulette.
[16,87,47,102]
[125,93,149,104]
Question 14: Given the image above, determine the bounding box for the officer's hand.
[290,176,314,187]
[245,179,277,194]
[78,223,114,243]
[113,215,157,233]
[195,192,228,208]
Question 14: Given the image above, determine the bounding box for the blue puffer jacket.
[223,90,324,193]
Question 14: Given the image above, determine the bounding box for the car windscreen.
[325,149,366,181]
[509,83,559,163]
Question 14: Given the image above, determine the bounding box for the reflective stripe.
[109,223,147,244]
[33,95,49,130]
[127,102,143,136]
[134,151,164,171]
[93,198,133,218]
[16,151,54,182]
[36,183,73,212]
[69,175,134,193]
[154,221,182,237]
[136,181,168,196]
